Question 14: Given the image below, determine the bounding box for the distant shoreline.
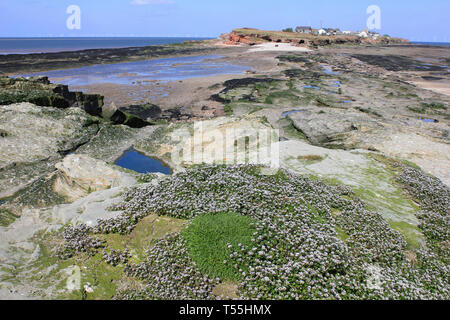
[0,37,214,55]
[410,41,450,47]
[0,40,220,76]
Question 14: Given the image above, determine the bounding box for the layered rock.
[53,154,137,202]
[287,108,383,148]
[0,76,104,116]
[0,103,100,199]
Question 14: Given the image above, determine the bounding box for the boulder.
[54,154,136,202]
[120,103,162,121]
[288,108,381,148]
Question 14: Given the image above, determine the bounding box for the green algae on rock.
[48,164,447,300]
[0,76,104,116]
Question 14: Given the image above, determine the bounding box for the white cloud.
[131,0,174,5]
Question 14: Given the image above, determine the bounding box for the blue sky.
[0,0,449,41]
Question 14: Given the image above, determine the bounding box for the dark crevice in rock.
[110,104,194,127]
[0,129,8,137]
[109,109,153,128]
[210,77,282,104]
[57,124,101,156]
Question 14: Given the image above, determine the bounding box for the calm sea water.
[0,37,212,54]
[411,42,450,47]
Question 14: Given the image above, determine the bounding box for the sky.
[0,0,449,42]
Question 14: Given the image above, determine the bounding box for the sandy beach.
[247,42,312,52]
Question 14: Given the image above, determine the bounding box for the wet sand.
[411,80,450,96]
[72,44,450,118]
[69,48,286,118]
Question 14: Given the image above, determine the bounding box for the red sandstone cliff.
[218,28,409,48]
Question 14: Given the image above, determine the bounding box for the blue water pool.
[304,85,321,90]
[419,117,438,123]
[115,149,171,175]
[282,110,303,118]
[322,65,340,75]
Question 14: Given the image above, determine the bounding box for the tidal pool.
[304,85,321,90]
[20,55,250,86]
[115,149,171,175]
[282,110,303,118]
[419,117,438,123]
[322,65,340,75]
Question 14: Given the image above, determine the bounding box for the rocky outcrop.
[0,114,446,300]
[120,103,162,120]
[287,108,383,148]
[131,115,427,248]
[53,154,137,202]
[103,102,156,128]
[0,76,104,116]
[220,32,260,46]
[220,29,408,48]
[104,102,196,127]
[0,103,100,199]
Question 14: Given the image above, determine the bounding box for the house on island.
[295,26,312,34]
[330,28,342,35]
[358,29,369,38]
[320,28,342,36]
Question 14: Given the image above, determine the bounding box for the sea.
[1,38,448,55]
[0,37,212,54]
[411,42,450,47]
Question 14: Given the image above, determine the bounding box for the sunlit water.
[20,55,250,86]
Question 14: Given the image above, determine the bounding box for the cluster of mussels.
[138,173,158,183]
[57,165,449,300]
[117,234,220,300]
[396,164,449,259]
[56,224,105,259]
[396,165,449,213]
[102,248,131,267]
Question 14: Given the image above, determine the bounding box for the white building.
[358,31,369,38]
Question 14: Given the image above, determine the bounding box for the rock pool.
[419,117,438,123]
[115,149,172,175]
[282,110,303,118]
